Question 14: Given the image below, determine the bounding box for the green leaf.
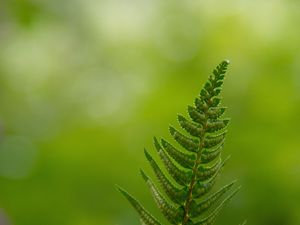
[161,138,195,169]
[200,89,211,102]
[144,147,188,204]
[197,156,230,181]
[207,97,222,108]
[194,186,241,225]
[117,186,162,225]
[201,144,223,164]
[192,165,223,199]
[196,158,220,181]
[188,106,206,125]
[206,119,230,133]
[169,126,200,153]
[146,148,192,186]
[141,170,184,224]
[204,132,226,149]
[178,115,203,137]
[206,107,226,119]
[194,98,208,112]
[190,181,236,217]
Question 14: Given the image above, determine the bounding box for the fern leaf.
[169,126,200,152]
[194,97,208,111]
[178,115,203,137]
[204,132,226,149]
[192,165,222,198]
[117,186,162,225]
[118,60,242,225]
[210,97,222,107]
[206,119,230,133]
[148,147,192,185]
[196,156,229,181]
[140,170,184,224]
[189,180,236,217]
[206,107,226,119]
[201,144,223,164]
[160,138,195,169]
[193,186,241,225]
[187,106,206,125]
[144,148,188,204]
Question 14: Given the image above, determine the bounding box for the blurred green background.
[0,0,300,225]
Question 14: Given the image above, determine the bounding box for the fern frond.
[169,126,200,153]
[118,60,242,225]
[140,170,184,224]
[188,106,206,125]
[117,186,162,225]
[144,148,188,204]
[189,180,236,217]
[201,144,223,164]
[193,186,241,225]
[149,146,192,185]
[206,119,230,133]
[192,164,223,198]
[204,132,226,149]
[161,138,195,169]
[206,107,226,119]
[178,115,203,137]
[196,156,229,181]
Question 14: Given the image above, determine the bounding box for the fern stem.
[182,118,208,224]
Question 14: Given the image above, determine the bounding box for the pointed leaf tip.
[115,184,124,193]
[223,155,231,165]
[117,185,132,199]
[140,169,149,181]
[169,126,175,135]
[153,136,161,151]
[117,186,163,225]
[144,148,152,161]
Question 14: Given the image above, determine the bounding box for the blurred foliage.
[0,0,300,225]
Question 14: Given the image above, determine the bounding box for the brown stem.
[182,121,207,224]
